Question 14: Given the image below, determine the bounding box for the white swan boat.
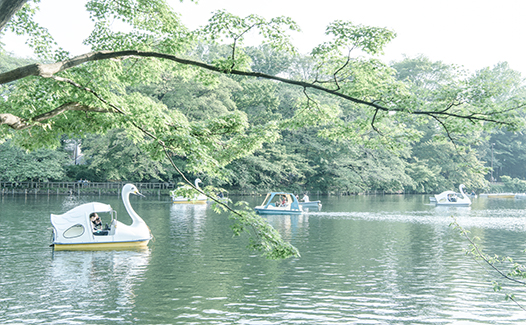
[430,184,471,206]
[254,192,302,215]
[50,184,152,250]
[170,178,207,204]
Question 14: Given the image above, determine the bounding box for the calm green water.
[2,193,526,324]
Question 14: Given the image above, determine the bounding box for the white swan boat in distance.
[430,184,471,206]
[51,184,152,251]
[170,178,207,204]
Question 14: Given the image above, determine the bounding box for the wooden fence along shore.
[0,181,387,197]
[0,181,178,196]
[0,181,262,197]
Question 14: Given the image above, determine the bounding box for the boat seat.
[93,230,109,236]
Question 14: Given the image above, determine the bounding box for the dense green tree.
[390,57,526,192]
[225,142,313,192]
[0,140,67,182]
[0,52,34,73]
[245,44,293,76]
[81,129,169,182]
[481,130,526,182]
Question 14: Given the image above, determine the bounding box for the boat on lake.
[50,184,152,251]
[479,193,517,199]
[430,184,471,206]
[298,193,322,209]
[170,178,207,204]
[254,192,302,215]
[299,201,322,209]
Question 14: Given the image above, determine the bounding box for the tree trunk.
[0,0,29,32]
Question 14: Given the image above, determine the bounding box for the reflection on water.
[170,203,207,221]
[47,250,151,322]
[170,203,208,239]
[266,214,309,241]
[2,194,526,324]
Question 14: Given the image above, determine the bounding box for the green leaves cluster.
[229,201,300,259]
[0,140,68,182]
[4,0,66,60]
[85,0,192,53]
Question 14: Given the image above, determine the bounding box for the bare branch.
[371,108,382,134]
[332,48,353,91]
[50,75,126,115]
[0,102,110,130]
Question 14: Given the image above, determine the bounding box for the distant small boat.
[479,193,516,199]
[299,201,322,209]
[254,192,302,215]
[170,178,207,204]
[298,193,321,209]
[430,184,471,206]
[50,184,151,251]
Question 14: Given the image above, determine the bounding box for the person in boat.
[90,212,102,231]
[281,195,287,207]
[302,193,309,202]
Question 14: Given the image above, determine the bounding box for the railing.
[0,181,177,189]
[0,181,178,196]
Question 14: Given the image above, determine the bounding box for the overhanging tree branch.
[0,50,518,129]
[0,50,385,109]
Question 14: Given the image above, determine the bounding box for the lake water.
[2,193,526,324]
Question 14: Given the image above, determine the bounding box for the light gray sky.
[3,0,526,76]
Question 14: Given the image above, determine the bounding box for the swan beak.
[134,190,146,197]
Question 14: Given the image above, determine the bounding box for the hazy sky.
[3,0,526,75]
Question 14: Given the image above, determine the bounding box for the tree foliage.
[0,140,67,182]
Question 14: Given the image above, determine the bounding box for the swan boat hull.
[52,239,149,251]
